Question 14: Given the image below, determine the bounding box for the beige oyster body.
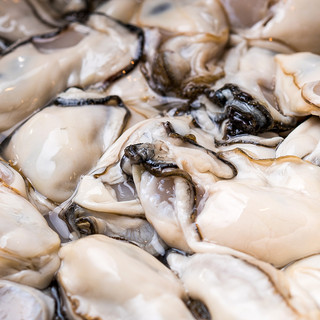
[58,235,194,320]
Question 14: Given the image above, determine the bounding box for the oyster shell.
[58,235,194,320]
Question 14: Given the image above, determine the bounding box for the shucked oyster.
[63,202,167,256]
[2,88,129,204]
[0,0,55,45]
[219,0,274,29]
[168,252,320,319]
[0,280,54,320]
[135,0,228,97]
[0,13,143,132]
[285,254,320,310]
[195,149,320,267]
[0,158,27,198]
[58,235,194,320]
[211,43,295,130]
[97,0,141,23]
[82,115,320,266]
[2,1,320,319]
[276,117,320,165]
[235,0,320,54]
[73,116,233,251]
[0,182,60,289]
[274,52,320,117]
[0,0,96,47]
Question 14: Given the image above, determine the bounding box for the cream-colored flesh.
[0,280,55,320]
[197,151,320,267]
[168,252,299,320]
[4,92,127,203]
[0,183,60,289]
[58,235,194,320]
[0,14,139,131]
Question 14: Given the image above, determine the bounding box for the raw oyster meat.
[168,252,320,319]
[0,182,60,289]
[136,0,228,97]
[240,0,320,54]
[58,235,194,320]
[274,52,320,116]
[195,149,320,267]
[2,88,129,203]
[0,280,55,320]
[0,13,142,131]
[1,1,320,319]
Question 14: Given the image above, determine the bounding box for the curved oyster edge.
[2,88,130,204]
[0,182,60,289]
[168,252,320,320]
[0,279,55,320]
[57,234,194,320]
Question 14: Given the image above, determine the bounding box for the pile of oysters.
[1,0,320,319]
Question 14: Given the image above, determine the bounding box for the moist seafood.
[0,13,142,131]
[1,1,320,319]
[2,88,129,204]
[0,181,60,289]
[0,280,55,320]
[58,235,194,320]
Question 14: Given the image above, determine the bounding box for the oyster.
[285,255,320,309]
[135,0,228,97]
[1,1,320,319]
[73,116,234,250]
[0,280,54,320]
[0,182,60,289]
[2,88,129,203]
[219,0,274,29]
[238,0,320,54]
[276,117,320,164]
[58,235,194,320]
[105,66,187,123]
[97,0,141,23]
[168,252,302,319]
[0,0,55,44]
[66,204,167,256]
[196,149,320,267]
[0,158,27,198]
[212,44,295,129]
[274,52,320,116]
[0,13,143,131]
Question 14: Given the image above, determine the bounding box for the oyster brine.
[1,1,320,319]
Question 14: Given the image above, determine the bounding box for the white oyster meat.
[58,235,194,320]
[167,252,320,319]
[0,181,60,289]
[1,1,320,319]
[0,279,55,320]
